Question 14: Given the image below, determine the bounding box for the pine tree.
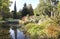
[13,1,17,19]
[27,4,34,16]
[22,3,29,17]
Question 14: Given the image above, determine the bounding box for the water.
[9,28,25,39]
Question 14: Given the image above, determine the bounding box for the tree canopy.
[34,0,59,17]
[0,0,11,20]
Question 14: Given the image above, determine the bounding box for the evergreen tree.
[17,10,22,19]
[22,3,29,17]
[27,4,34,16]
[13,1,17,19]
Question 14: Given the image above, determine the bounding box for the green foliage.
[34,0,51,16]
[24,20,47,38]
[22,3,29,17]
[34,0,59,17]
[0,0,10,20]
[34,0,60,25]
[27,4,34,16]
[23,18,60,39]
[0,0,11,39]
[19,0,60,39]
[25,23,43,39]
[0,22,11,39]
[17,10,22,19]
[22,3,34,18]
[13,1,17,19]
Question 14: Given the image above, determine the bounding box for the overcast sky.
[10,0,39,12]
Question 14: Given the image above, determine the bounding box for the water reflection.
[9,28,25,39]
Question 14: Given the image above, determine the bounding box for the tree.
[45,0,59,17]
[22,3,29,17]
[13,1,17,19]
[0,0,11,39]
[34,0,48,16]
[34,0,59,17]
[0,0,11,20]
[17,10,22,19]
[27,4,34,16]
[52,1,60,25]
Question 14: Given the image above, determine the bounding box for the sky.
[10,0,39,12]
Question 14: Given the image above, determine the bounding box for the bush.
[19,17,60,39]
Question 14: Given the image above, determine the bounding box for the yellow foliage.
[45,24,60,37]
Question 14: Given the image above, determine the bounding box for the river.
[9,28,28,39]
